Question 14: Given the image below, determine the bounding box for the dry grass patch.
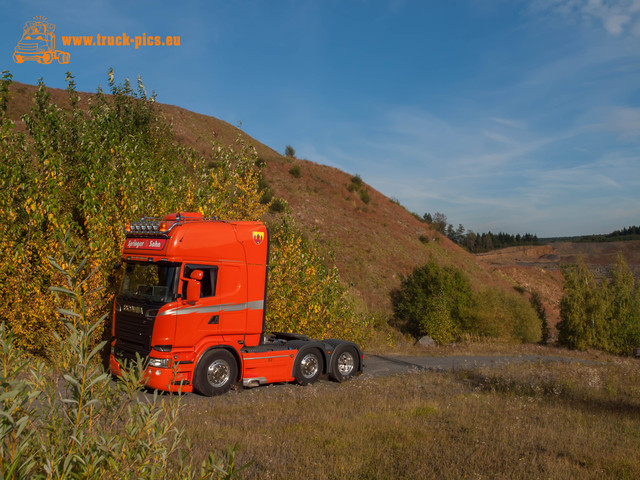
[177,357,640,479]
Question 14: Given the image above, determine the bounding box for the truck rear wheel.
[194,349,237,396]
[330,346,358,382]
[294,348,322,385]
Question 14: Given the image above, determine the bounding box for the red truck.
[109,212,363,395]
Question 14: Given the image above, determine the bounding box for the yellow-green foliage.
[558,254,640,354]
[0,246,246,479]
[0,69,368,353]
[392,259,472,344]
[393,259,541,344]
[267,218,371,344]
[468,288,541,343]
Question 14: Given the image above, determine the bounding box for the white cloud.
[490,117,527,129]
[529,0,640,36]
[603,106,640,138]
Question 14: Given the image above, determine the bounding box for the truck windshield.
[120,262,178,303]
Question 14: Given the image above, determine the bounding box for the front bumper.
[109,354,194,393]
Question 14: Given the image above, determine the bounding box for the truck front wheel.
[294,348,322,385]
[194,349,237,396]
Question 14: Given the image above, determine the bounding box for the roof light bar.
[125,217,177,235]
[124,214,217,235]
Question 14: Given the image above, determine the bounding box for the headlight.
[148,358,170,369]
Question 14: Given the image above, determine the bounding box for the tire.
[57,52,70,64]
[39,52,53,64]
[193,349,237,396]
[294,348,322,385]
[330,346,358,382]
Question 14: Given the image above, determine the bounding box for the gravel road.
[361,353,588,377]
[173,353,594,404]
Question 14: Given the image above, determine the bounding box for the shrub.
[466,288,541,343]
[392,259,541,344]
[288,165,302,178]
[392,260,472,343]
[269,198,286,213]
[350,175,363,188]
[0,71,259,354]
[359,189,370,204]
[258,177,273,205]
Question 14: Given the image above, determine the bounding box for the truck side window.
[182,265,218,298]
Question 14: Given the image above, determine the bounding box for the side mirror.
[186,270,203,303]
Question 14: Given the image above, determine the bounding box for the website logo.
[13,16,70,65]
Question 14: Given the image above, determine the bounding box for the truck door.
[174,263,247,349]
[174,264,223,347]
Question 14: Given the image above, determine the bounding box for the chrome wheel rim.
[300,353,319,379]
[207,359,230,388]
[337,352,355,376]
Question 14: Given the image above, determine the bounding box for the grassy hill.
[2,80,545,327]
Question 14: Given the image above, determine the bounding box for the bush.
[0,71,261,353]
[392,259,541,344]
[392,260,472,343]
[288,165,302,178]
[467,288,541,343]
[269,198,286,213]
[350,175,363,187]
[359,189,370,204]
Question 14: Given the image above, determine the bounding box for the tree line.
[548,225,640,243]
[420,212,541,253]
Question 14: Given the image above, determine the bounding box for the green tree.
[284,145,296,157]
[609,253,640,353]
[557,255,640,354]
[557,260,604,350]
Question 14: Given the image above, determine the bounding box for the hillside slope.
[4,81,528,317]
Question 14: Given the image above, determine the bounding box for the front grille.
[113,342,150,365]
[114,310,155,358]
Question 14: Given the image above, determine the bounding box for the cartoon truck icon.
[13,18,70,65]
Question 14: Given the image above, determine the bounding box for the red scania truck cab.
[109,212,363,395]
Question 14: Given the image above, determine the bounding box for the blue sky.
[2,0,639,237]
